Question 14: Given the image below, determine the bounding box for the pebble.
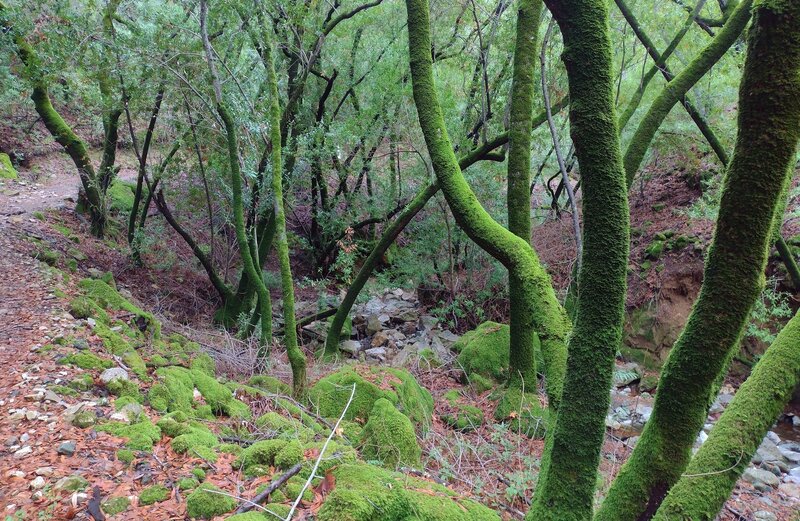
[754,511,777,521]
[35,467,54,476]
[30,476,46,489]
[100,367,129,384]
[57,440,76,456]
[13,446,32,459]
[778,482,800,499]
[6,470,25,479]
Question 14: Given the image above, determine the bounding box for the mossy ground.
[359,398,421,468]
[455,321,542,385]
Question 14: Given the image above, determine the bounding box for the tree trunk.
[527,0,629,518]
[596,2,800,518]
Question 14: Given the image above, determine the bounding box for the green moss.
[301,439,358,477]
[359,398,421,468]
[0,152,18,179]
[121,350,147,379]
[106,378,142,401]
[274,439,304,469]
[192,468,206,482]
[248,374,291,395]
[217,443,243,455]
[116,449,135,464]
[102,496,130,516]
[227,512,270,521]
[192,370,233,414]
[69,296,109,322]
[107,179,136,215]
[49,384,78,397]
[93,323,133,355]
[96,419,161,451]
[455,322,543,384]
[69,374,94,391]
[72,410,97,428]
[149,366,194,413]
[644,240,665,260]
[147,354,170,368]
[235,439,287,472]
[254,412,315,442]
[139,484,170,505]
[78,278,160,338]
[494,388,549,439]
[309,366,433,431]
[440,390,484,432]
[156,416,189,438]
[55,475,89,491]
[171,424,218,454]
[178,477,199,491]
[59,352,114,370]
[190,353,215,376]
[469,373,494,393]
[186,483,236,519]
[317,463,500,521]
[191,445,218,463]
[284,477,314,502]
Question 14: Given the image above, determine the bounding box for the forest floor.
[0,149,798,521]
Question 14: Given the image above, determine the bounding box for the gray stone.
[100,367,128,384]
[744,467,781,488]
[367,315,382,334]
[753,511,777,521]
[13,446,32,459]
[766,431,781,444]
[754,438,785,465]
[365,347,387,361]
[778,482,800,499]
[35,467,54,477]
[57,441,76,457]
[30,476,46,490]
[54,475,88,491]
[339,340,362,356]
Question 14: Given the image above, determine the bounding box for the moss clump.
[191,445,218,463]
[148,366,194,413]
[644,240,665,260]
[121,350,147,379]
[360,398,421,468]
[117,449,135,464]
[255,412,315,442]
[71,410,97,428]
[192,468,206,482]
[178,477,199,491]
[469,373,494,393]
[284,477,314,502]
[455,322,542,385]
[69,296,108,322]
[106,378,142,401]
[49,384,78,397]
[248,374,291,395]
[102,496,130,516]
[59,352,114,370]
[107,179,136,215]
[147,354,170,368]
[93,323,134,355]
[236,439,287,472]
[301,439,358,477]
[317,463,499,521]
[192,370,251,418]
[493,388,549,439]
[156,416,189,438]
[0,152,18,179]
[139,484,170,505]
[38,248,59,266]
[69,374,94,391]
[96,419,161,451]
[190,353,215,376]
[274,439,304,469]
[440,390,484,432]
[186,483,236,519]
[77,278,160,338]
[309,366,433,430]
[171,424,219,454]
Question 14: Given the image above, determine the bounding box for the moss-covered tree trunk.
[595,2,800,519]
[200,0,272,360]
[526,0,629,519]
[403,0,570,402]
[507,0,545,386]
[260,19,307,400]
[622,0,751,188]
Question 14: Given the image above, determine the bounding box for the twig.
[236,462,303,513]
[285,383,357,520]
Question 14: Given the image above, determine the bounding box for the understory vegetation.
[1,0,799,520]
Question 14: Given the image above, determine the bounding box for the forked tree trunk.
[596,2,800,519]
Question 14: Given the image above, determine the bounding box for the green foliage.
[746,280,792,344]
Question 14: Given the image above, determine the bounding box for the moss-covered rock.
[93,323,134,355]
[227,512,270,521]
[359,398,421,468]
[0,152,18,179]
[69,296,109,322]
[96,418,161,451]
[440,389,484,432]
[59,352,114,370]
[493,388,549,439]
[191,353,216,376]
[171,424,219,454]
[254,412,316,442]
[186,483,236,519]
[274,439,304,469]
[317,463,499,521]
[192,468,206,482]
[235,439,287,473]
[106,378,142,402]
[178,477,200,491]
[139,484,171,505]
[69,374,95,391]
[77,278,160,338]
[309,366,433,430]
[122,350,148,379]
[102,496,130,516]
[117,449,135,465]
[107,179,137,215]
[248,374,291,395]
[149,366,195,413]
[455,321,542,385]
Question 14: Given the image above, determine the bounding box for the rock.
[73,338,89,350]
[113,402,144,423]
[436,330,460,347]
[339,340,362,356]
[378,313,391,324]
[100,367,129,384]
[63,402,92,425]
[779,444,800,464]
[54,475,89,491]
[766,431,781,444]
[35,467,54,477]
[613,362,642,387]
[25,410,38,421]
[754,438,785,465]
[13,446,32,459]
[420,315,438,330]
[7,470,25,479]
[4,436,18,446]
[19,433,29,444]
[744,467,781,489]
[57,441,76,457]
[779,482,800,499]
[367,315,382,334]
[71,410,96,428]
[30,477,46,490]
[371,331,390,347]
[365,347,386,361]
[753,511,777,521]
